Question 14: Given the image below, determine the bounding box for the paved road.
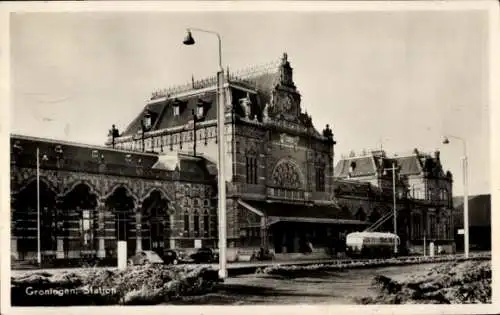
[171,263,445,305]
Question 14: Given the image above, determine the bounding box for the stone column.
[136,211,142,252]
[56,237,65,259]
[169,214,175,249]
[97,199,106,258]
[260,216,268,250]
[11,237,18,260]
[11,194,18,260]
[282,230,287,253]
[55,197,65,259]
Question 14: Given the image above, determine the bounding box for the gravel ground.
[170,263,445,305]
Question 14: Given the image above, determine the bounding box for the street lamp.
[443,135,469,259]
[183,28,227,279]
[36,147,48,267]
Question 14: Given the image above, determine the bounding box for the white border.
[1,1,499,315]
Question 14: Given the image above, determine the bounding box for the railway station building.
[10,53,455,263]
[334,149,456,254]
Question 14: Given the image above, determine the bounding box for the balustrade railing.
[267,186,306,201]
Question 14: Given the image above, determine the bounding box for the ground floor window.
[203,212,210,237]
[40,207,57,251]
[412,213,422,239]
[80,209,95,249]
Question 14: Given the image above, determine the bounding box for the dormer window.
[348,161,356,177]
[91,150,99,159]
[196,105,203,117]
[173,99,182,117]
[125,154,132,164]
[196,98,207,118]
[143,111,152,130]
[55,145,63,154]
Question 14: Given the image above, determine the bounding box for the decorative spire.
[282,52,288,64]
[279,52,295,88]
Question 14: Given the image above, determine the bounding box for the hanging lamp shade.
[183,30,195,45]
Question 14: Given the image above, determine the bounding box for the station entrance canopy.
[237,199,370,227]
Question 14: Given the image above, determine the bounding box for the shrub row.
[11,264,222,306]
[260,253,491,278]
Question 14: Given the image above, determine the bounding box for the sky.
[10,8,491,197]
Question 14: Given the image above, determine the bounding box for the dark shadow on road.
[216,283,334,298]
[169,283,339,305]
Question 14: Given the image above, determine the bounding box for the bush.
[356,260,491,304]
[11,264,222,306]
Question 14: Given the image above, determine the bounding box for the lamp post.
[183,28,227,279]
[36,148,49,267]
[443,135,468,259]
[108,124,120,149]
[36,147,41,266]
[384,162,399,254]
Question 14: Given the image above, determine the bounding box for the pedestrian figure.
[307,241,314,253]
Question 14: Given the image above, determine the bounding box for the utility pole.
[383,161,398,254]
[36,147,41,267]
[392,161,397,254]
[192,109,201,157]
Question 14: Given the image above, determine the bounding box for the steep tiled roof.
[10,134,214,182]
[333,179,397,199]
[333,179,375,197]
[395,155,422,176]
[119,57,287,138]
[335,150,447,179]
[334,156,376,178]
[453,194,491,227]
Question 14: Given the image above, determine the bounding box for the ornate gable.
[266,53,302,123]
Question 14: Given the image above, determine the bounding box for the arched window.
[315,164,325,192]
[193,211,200,237]
[369,209,381,224]
[183,211,190,236]
[429,214,436,238]
[440,189,448,201]
[355,208,366,221]
[246,156,258,184]
[149,207,165,250]
[41,206,57,251]
[80,209,95,249]
[412,213,421,239]
[203,211,210,237]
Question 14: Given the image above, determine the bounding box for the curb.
[261,253,491,275]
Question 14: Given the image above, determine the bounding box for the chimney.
[371,150,386,158]
[434,150,440,161]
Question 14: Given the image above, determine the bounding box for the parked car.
[161,249,180,265]
[190,247,216,263]
[175,247,216,264]
[128,250,164,266]
[251,248,275,261]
